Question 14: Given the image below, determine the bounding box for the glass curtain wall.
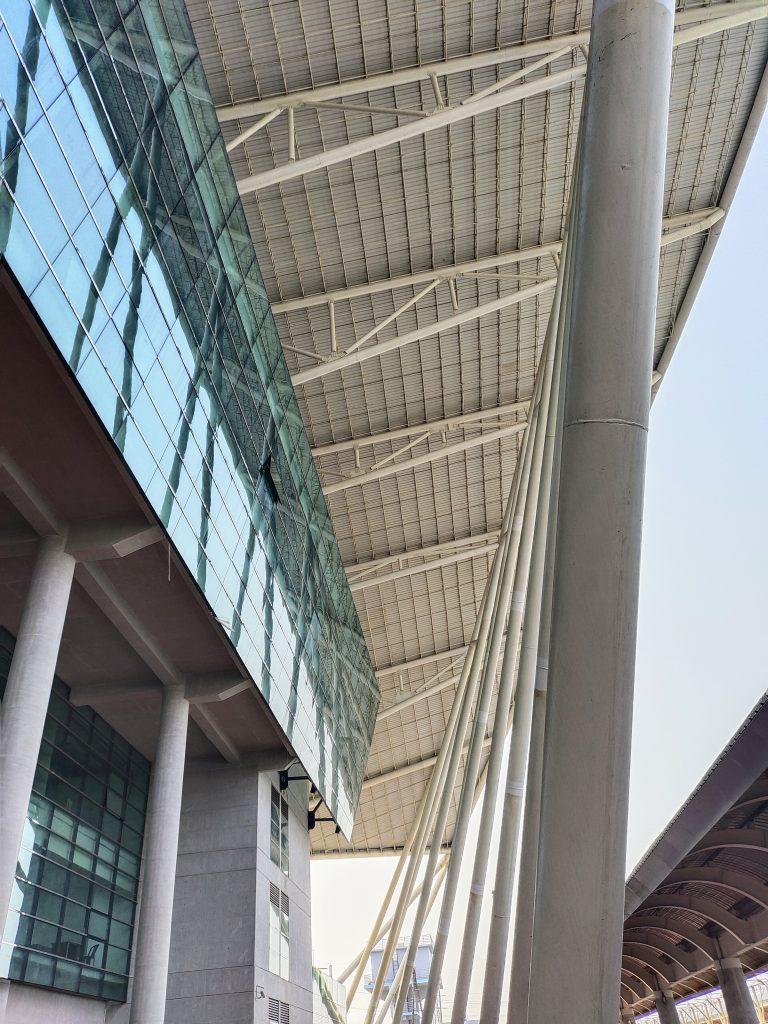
[0,0,378,832]
[0,629,149,1001]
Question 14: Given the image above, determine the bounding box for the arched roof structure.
[624,693,768,1014]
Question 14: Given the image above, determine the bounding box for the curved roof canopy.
[622,694,768,1013]
[186,0,768,853]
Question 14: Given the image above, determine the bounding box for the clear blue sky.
[629,113,768,867]
[312,113,768,1019]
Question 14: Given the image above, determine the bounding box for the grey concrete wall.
[166,763,312,1024]
[1,981,117,1024]
[253,771,313,1024]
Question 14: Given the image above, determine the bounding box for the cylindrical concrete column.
[716,958,759,1024]
[654,989,682,1024]
[0,534,75,922]
[620,1011,635,1024]
[525,0,674,1022]
[130,685,189,1024]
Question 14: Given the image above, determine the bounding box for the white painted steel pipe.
[274,207,719,314]
[364,383,536,1024]
[504,215,577,1024]
[444,255,565,1024]
[371,860,450,1024]
[343,792,427,1001]
[237,67,584,194]
[375,645,469,680]
[293,279,556,386]
[389,331,555,1024]
[526,2,674,1022]
[324,421,528,495]
[217,1,762,122]
[362,678,468,1024]
[423,265,565,1024]
[377,675,462,722]
[315,403,528,457]
[340,853,449,988]
[0,535,75,925]
[478,252,566,1024]
[352,543,498,594]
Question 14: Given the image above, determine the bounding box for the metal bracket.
[279,769,311,791]
[308,809,341,834]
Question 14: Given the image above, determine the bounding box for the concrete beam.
[0,450,60,535]
[190,704,241,763]
[185,672,250,704]
[69,679,162,706]
[76,562,181,688]
[0,525,39,556]
[66,516,163,561]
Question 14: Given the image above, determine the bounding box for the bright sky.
[311,116,768,1024]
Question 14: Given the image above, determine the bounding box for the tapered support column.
[0,535,75,923]
[716,959,759,1024]
[526,1,674,1022]
[620,1011,635,1024]
[130,685,189,1024]
[654,989,682,1024]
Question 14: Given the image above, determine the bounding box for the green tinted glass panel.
[0,629,149,1001]
[0,0,378,835]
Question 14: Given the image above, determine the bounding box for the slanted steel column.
[526,0,675,1021]
[0,535,75,924]
[130,685,189,1024]
[654,989,682,1024]
[422,286,563,1024]
[716,959,760,1024]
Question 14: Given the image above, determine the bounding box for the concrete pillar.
[621,1011,635,1024]
[654,989,682,1024]
[130,685,189,1024]
[0,534,75,923]
[716,958,759,1024]
[525,0,674,1022]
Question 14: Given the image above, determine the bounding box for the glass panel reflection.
[0,0,378,842]
[0,630,148,1002]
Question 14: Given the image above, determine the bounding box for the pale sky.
[310,116,768,1024]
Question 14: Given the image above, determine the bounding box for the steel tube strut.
[366,334,547,1024]
[505,210,576,1022]
[526,3,674,1023]
[478,228,570,1024]
[424,249,567,1024]
[391,315,558,1024]
[361,461,519,1023]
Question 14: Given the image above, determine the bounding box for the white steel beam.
[216,1,762,123]
[228,6,764,195]
[236,66,585,194]
[323,420,527,496]
[293,280,555,386]
[362,736,493,791]
[273,207,721,314]
[377,675,461,723]
[273,242,561,314]
[350,542,498,593]
[376,645,469,680]
[314,400,528,458]
[346,530,500,578]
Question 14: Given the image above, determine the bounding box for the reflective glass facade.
[0,0,378,832]
[0,629,149,1001]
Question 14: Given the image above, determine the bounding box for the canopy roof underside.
[186,0,768,856]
